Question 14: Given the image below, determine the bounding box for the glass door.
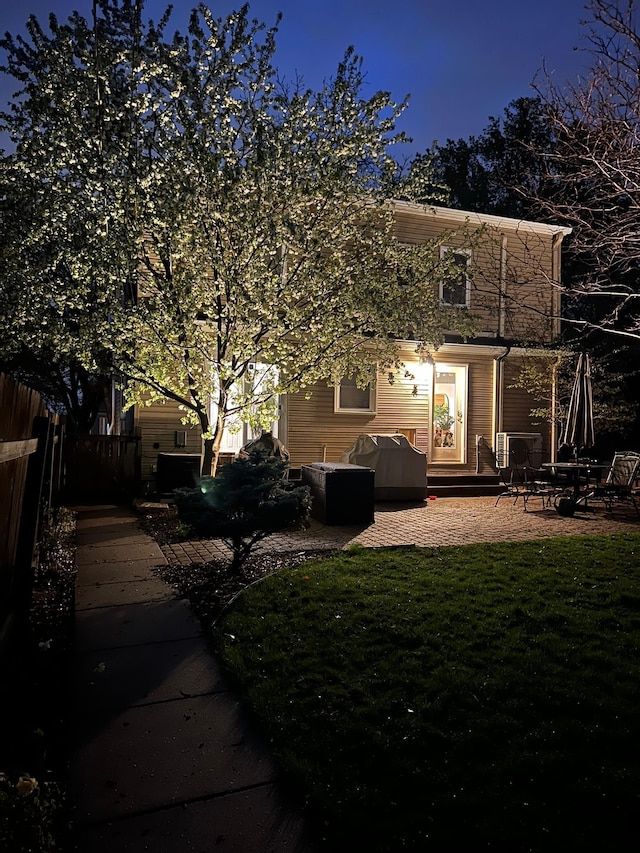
[431,364,468,463]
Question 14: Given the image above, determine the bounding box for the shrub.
[0,772,67,853]
[174,452,311,571]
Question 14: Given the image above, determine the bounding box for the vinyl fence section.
[0,374,62,660]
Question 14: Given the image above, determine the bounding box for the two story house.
[134,202,571,494]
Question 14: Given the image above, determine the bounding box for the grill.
[341,433,427,501]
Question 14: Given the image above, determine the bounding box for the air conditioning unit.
[495,432,543,468]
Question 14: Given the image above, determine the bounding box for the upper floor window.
[440,246,471,307]
[334,375,376,414]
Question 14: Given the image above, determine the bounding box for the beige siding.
[501,355,552,456]
[286,364,430,466]
[501,232,555,341]
[136,400,202,488]
[394,206,559,344]
[286,346,499,476]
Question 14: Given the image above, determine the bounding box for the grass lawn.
[213,535,640,851]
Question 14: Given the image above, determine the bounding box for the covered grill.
[341,433,427,501]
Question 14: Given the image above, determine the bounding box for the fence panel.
[63,434,141,502]
[0,376,49,575]
[0,375,53,661]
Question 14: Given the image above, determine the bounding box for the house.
[133,203,571,495]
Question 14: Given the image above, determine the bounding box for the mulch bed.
[139,507,331,625]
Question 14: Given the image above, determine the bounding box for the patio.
[160,495,640,566]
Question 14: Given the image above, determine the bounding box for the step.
[428,484,503,498]
[427,475,501,498]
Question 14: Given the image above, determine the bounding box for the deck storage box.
[341,433,427,500]
[301,462,375,525]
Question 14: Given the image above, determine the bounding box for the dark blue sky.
[1,0,592,157]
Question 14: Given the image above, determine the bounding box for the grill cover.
[340,434,427,500]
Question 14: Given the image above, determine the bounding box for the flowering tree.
[1,1,474,473]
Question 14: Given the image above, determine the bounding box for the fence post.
[51,420,65,506]
[13,416,51,619]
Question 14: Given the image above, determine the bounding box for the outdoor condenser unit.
[495,432,543,468]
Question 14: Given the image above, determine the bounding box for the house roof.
[392,200,573,239]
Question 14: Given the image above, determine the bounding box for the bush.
[0,507,76,852]
[0,772,67,853]
[174,452,311,571]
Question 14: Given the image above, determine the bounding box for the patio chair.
[525,460,568,507]
[590,451,640,514]
[495,465,528,508]
[494,464,552,511]
[495,435,553,510]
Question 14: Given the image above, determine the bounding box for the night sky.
[1,0,591,157]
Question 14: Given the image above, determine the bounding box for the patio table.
[541,461,609,513]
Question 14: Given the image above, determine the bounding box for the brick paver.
[161,496,640,566]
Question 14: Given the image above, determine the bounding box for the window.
[334,375,376,413]
[440,246,471,307]
[212,363,280,453]
[431,364,468,463]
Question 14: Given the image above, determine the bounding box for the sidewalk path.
[69,505,312,853]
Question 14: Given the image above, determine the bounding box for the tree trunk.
[202,385,232,477]
[201,415,226,478]
[202,436,215,478]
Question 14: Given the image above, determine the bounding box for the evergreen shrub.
[174,452,311,571]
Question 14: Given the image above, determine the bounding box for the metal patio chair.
[494,463,552,511]
[590,451,640,514]
[495,436,554,511]
[494,465,529,508]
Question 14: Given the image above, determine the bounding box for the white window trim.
[334,375,377,414]
[439,246,471,308]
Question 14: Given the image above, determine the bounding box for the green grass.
[214,535,640,851]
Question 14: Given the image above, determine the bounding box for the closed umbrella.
[561,353,595,457]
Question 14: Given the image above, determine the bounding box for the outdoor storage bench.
[301,462,375,525]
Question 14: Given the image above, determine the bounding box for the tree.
[421,97,555,219]
[507,348,637,454]
[532,0,640,344]
[1,0,476,474]
[0,1,146,431]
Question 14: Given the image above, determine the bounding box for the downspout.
[493,345,511,441]
[550,354,562,462]
[499,234,508,339]
[551,232,563,338]
[549,228,571,458]
[489,236,511,468]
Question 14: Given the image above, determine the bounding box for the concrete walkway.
[70,505,312,852]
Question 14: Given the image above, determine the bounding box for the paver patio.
[160,495,640,566]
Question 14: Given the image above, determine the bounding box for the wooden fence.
[63,434,141,502]
[0,374,63,661]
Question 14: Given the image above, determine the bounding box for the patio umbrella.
[561,353,595,457]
